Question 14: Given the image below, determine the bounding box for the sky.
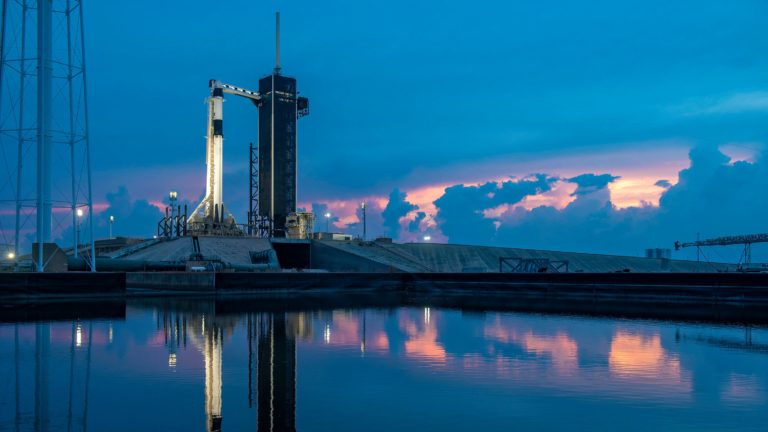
[9,0,768,262]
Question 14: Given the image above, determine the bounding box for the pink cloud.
[296,143,704,242]
[298,196,387,229]
[79,141,757,244]
[720,142,761,164]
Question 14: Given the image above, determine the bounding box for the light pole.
[169,191,178,237]
[109,215,115,239]
[361,202,367,241]
[6,251,15,271]
[75,208,84,257]
[324,212,331,233]
[169,191,178,214]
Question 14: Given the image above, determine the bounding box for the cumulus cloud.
[53,186,164,245]
[381,188,418,238]
[408,212,427,233]
[655,145,766,241]
[432,174,557,245]
[494,178,656,255]
[311,203,341,232]
[344,202,385,239]
[424,145,768,262]
[567,173,619,195]
[98,186,164,238]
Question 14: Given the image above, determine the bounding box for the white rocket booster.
[209,83,224,217]
[190,80,228,224]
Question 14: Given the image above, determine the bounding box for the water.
[1,298,767,431]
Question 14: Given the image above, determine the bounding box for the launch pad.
[184,13,310,238]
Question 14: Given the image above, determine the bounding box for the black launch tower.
[257,75,308,236]
[255,13,309,236]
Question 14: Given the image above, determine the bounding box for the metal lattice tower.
[0,0,95,271]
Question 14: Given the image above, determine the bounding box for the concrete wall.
[318,241,736,273]
[217,272,408,292]
[310,241,401,273]
[126,272,215,292]
[3,271,768,326]
[0,300,126,322]
[0,272,125,297]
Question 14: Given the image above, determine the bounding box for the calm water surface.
[1,299,767,431]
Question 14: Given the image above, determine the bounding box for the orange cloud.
[608,331,685,384]
[297,143,742,237]
[484,320,578,374]
[401,312,446,364]
[522,332,579,374]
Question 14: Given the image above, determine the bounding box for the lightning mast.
[0,0,96,271]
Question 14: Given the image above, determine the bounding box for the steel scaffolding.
[0,0,96,271]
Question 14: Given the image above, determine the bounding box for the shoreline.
[1,272,768,325]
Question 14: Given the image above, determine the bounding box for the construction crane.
[674,233,768,268]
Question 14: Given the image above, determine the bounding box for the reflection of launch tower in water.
[163,306,300,432]
[254,313,297,432]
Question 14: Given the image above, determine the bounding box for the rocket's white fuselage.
[208,95,223,213]
[190,79,262,226]
[190,83,226,224]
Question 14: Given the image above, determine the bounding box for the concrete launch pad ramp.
[312,240,734,273]
[390,243,731,273]
[110,237,733,273]
[311,240,429,272]
[112,237,273,265]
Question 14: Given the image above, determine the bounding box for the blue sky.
[75,1,768,259]
[86,0,767,191]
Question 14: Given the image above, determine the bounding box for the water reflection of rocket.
[170,308,301,432]
[186,314,234,432]
[204,325,223,432]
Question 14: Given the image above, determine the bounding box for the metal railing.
[500,257,569,273]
